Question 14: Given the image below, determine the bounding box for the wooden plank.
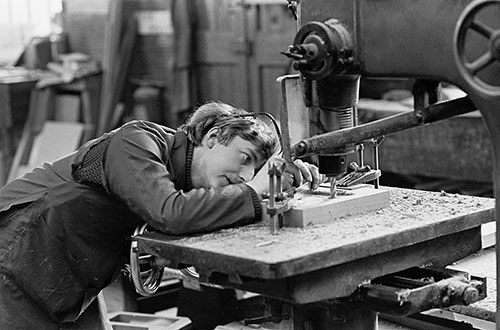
[103,17,137,132]
[283,185,391,228]
[12,121,85,179]
[98,0,124,135]
[481,221,496,248]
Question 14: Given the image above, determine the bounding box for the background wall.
[62,0,297,127]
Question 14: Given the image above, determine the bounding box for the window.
[0,0,62,65]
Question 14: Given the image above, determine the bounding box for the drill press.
[283,19,386,199]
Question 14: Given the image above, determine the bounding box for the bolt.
[462,287,479,305]
[415,111,423,122]
[295,142,307,156]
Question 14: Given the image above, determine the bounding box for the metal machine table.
[135,187,494,307]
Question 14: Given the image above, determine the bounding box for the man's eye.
[241,154,250,165]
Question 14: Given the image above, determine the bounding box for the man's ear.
[205,127,220,149]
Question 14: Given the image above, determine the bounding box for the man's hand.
[282,158,323,191]
[290,158,323,190]
[246,157,323,197]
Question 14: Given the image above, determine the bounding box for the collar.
[185,142,194,190]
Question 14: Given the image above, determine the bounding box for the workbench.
[136,187,495,308]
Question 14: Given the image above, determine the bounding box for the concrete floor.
[153,308,416,330]
[379,320,413,330]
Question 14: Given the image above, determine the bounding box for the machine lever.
[337,162,382,187]
[285,0,298,20]
[347,268,486,316]
[128,223,209,296]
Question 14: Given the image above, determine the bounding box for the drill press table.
[135,187,495,304]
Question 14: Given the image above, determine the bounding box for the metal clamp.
[266,161,289,234]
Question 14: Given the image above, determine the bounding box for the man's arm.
[103,122,261,235]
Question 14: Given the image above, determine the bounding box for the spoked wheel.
[454,0,500,98]
[129,223,165,296]
[129,223,202,296]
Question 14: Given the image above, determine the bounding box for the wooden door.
[193,0,297,118]
[193,0,248,107]
[247,1,297,118]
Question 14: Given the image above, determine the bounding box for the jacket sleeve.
[102,122,261,235]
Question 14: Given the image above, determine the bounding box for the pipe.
[293,96,476,157]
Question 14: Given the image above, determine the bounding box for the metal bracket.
[345,267,486,316]
[265,161,288,234]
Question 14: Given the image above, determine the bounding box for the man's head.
[181,102,280,188]
[180,102,279,162]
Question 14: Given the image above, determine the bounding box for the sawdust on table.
[170,187,494,264]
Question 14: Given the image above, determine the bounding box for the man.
[0,101,320,329]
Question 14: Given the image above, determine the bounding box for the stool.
[49,74,101,142]
[129,78,167,124]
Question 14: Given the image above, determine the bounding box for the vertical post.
[467,95,500,330]
[277,74,310,161]
[269,163,278,235]
[370,136,384,189]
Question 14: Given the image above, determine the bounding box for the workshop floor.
[379,319,414,330]
[154,308,416,330]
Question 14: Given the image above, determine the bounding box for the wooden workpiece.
[283,184,390,227]
[137,187,495,304]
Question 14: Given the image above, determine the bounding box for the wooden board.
[283,185,390,227]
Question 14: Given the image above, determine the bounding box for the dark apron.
[0,181,142,328]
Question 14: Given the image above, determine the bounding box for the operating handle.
[128,223,203,296]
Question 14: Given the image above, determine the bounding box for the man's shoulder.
[121,120,177,135]
[118,120,188,150]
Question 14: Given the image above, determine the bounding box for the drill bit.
[329,177,337,199]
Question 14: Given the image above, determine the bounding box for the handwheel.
[288,20,353,80]
[454,0,500,98]
[129,223,164,296]
[129,223,202,296]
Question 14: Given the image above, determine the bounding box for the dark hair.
[179,102,279,161]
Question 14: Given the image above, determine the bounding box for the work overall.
[0,120,259,329]
[0,181,141,329]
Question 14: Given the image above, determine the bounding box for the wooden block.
[481,221,495,249]
[283,185,390,228]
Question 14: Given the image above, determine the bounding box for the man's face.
[195,136,266,188]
